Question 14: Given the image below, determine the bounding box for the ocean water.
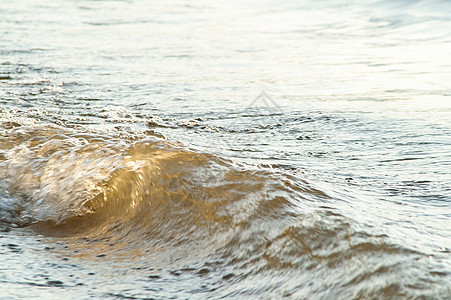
[1,0,450,298]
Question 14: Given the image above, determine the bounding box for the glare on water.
[0,0,450,298]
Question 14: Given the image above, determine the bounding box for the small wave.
[0,123,447,298]
[0,125,279,233]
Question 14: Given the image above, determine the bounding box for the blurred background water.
[0,0,450,298]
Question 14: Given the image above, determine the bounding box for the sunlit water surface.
[1,0,450,298]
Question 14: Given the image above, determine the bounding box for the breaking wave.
[0,123,448,298]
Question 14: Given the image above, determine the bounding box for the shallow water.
[1,0,450,298]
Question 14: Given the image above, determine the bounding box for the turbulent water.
[1,0,450,298]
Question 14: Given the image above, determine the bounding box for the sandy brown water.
[1,0,450,298]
